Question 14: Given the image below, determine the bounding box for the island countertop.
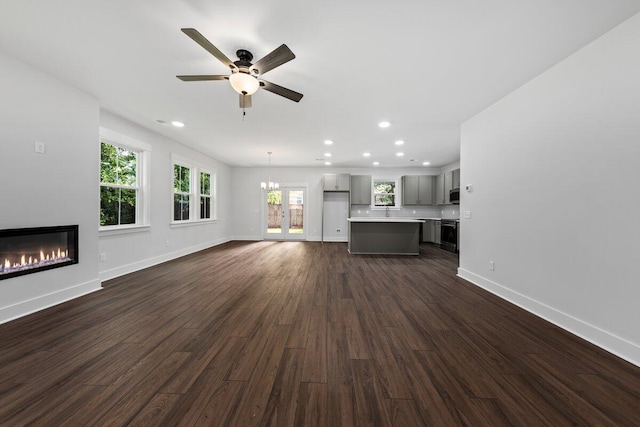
[347,218,425,223]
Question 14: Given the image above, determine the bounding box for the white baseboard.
[0,279,102,325]
[99,237,232,282]
[457,267,640,367]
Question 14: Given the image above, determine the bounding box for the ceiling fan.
[177,28,303,108]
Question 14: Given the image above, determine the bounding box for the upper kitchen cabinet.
[452,168,460,190]
[350,175,371,205]
[323,173,350,191]
[402,175,434,205]
[444,171,453,204]
[435,173,445,205]
[434,168,460,205]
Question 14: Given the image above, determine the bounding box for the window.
[172,154,217,224]
[173,164,192,221]
[100,141,140,227]
[373,179,398,207]
[200,171,212,220]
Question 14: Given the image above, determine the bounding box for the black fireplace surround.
[0,225,79,280]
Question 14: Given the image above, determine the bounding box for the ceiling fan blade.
[239,94,252,109]
[177,75,229,81]
[251,44,295,75]
[260,80,303,102]
[181,28,236,70]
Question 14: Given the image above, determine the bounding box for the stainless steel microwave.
[449,188,460,204]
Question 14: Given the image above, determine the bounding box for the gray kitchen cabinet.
[402,175,434,205]
[422,219,442,244]
[444,171,453,204]
[434,221,441,244]
[452,168,460,189]
[323,173,350,191]
[350,175,371,205]
[435,173,445,205]
[422,220,433,242]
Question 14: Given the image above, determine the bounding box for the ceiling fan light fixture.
[229,71,260,95]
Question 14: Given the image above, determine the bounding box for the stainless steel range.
[440,219,458,253]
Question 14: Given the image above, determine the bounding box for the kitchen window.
[373,178,398,208]
[99,129,150,231]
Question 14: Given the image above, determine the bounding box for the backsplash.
[350,205,459,219]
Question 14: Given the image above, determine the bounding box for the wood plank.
[0,241,637,425]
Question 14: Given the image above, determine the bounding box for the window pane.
[174,164,190,193]
[119,188,137,224]
[374,182,395,194]
[100,142,118,184]
[100,186,119,226]
[116,147,137,186]
[374,194,395,206]
[200,196,210,219]
[174,194,190,221]
[200,172,210,195]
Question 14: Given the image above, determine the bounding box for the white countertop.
[347,218,425,223]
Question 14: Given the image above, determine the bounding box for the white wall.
[459,13,640,365]
[98,111,233,281]
[0,52,101,323]
[231,166,457,241]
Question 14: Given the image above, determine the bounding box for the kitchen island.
[347,218,425,255]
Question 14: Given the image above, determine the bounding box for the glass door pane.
[266,190,283,235]
[288,190,304,235]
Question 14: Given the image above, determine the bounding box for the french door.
[264,187,306,240]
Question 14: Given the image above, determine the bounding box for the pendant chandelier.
[260,152,279,190]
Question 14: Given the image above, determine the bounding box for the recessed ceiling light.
[423,161,430,166]
[324,140,334,145]
[325,161,332,166]
[324,152,332,157]
[373,161,380,166]
[378,121,390,128]
[396,152,404,157]
[363,152,371,157]
[395,140,404,146]
[171,121,185,128]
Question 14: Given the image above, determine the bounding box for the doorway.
[264,187,306,240]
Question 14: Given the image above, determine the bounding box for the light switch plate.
[463,211,471,219]
[34,141,46,154]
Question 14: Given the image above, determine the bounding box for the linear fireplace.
[0,225,79,280]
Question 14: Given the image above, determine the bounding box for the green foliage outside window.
[100,142,138,226]
[267,190,282,205]
[374,181,396,206]
[200,172,211,219]
[174,164,191,221]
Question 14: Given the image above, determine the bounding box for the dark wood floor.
[1,241,639,426]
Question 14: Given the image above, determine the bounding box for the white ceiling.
[2,0,639,168]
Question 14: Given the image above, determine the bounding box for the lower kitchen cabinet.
[422,220,441,244]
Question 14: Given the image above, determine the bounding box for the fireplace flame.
[1,248,69,275]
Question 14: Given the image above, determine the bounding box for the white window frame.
[171,154,217,226]
[99,128,151,234]
[371,177,400,210]
[199,169,214,220]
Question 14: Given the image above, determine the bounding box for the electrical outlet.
[489,261,495,271]
[165,240,170,247]
[336,228,341,233]
[99,253,106,262]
